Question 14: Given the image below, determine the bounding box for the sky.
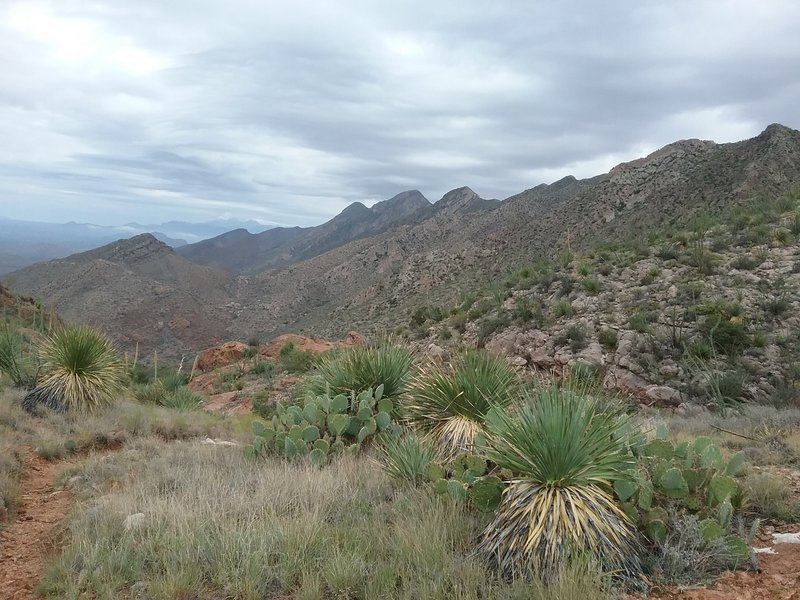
[0,1,798,228]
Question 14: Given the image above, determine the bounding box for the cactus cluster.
[243,385,401,464]
[616,427,751,561]
[427,452,505,512]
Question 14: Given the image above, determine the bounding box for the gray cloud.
[0,0,798,227]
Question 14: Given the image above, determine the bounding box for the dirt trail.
[0,453,74,600]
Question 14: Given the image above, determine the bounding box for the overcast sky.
[0,1,798,227]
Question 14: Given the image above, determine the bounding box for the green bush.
[251,360,275,378]
[279,341,316,374]
[552,299,573,318]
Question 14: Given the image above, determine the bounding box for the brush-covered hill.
[6,234,235,357]
[6,124,800,360]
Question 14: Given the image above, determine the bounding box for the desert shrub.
[22,325,124,413]
[552,299,573,318]
[242,346,258,360]
[629,310,654,334]
[701,369,747,413]
[744,472,800,521]
[479,386,642,583]
[567,362,603,388]
[762,291,790,316]
[598,328,618,350]
[643,511,750,585]
[308,340,414,400]
[279,341,316,374]
[513,296,542,325]
[405,350,519,460]
[410,305,445,327]
[555,323,589,353]
[0,326,38,389]
[581,276,602,295]
[699,314,750,356]
[438,327,452,341]
[251,360,275,378]
[466,297,494,320]
[656,244,680,260]
[477,314,510,347]
[730,254,760,270]
[381,434,438,484]
[449,312,468,333]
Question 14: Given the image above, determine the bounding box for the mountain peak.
[83,233,173,265]
[434,187,498,215]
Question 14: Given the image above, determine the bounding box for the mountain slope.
[177,190,431,273]
[8,234,235,356]
[7,124,800,358]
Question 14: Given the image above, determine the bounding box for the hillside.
[6,124,800,360]
[5,235,235,357]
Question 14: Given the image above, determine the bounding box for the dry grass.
[38,438,612,600]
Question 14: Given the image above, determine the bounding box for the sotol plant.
[308,339,414,401]
[405,350,519,460]
[479,386,642,583]
[22,325,124,413]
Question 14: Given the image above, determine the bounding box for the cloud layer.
[1,1,798,226]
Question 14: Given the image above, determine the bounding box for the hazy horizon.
[2,1,799,227]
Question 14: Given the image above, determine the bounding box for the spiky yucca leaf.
[381,434,437,484]
[479,386,642,582]
[405,350,518,459]
[308,339,414,400]
[25,325,124,413]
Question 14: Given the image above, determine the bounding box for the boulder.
[196,341,249,372]
[645,385,683,406]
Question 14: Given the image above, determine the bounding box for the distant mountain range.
[0,218,274,275]
[6,123,800,358]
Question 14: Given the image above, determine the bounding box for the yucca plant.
[160,386,203,411]
[22,325,124,413]
[308,339,414,401]
[405,350,519,460]
[381,434,438,484]
[479,385,642,583]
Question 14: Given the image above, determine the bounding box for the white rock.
[772,532,800,544]
[753,547,777,554]
[124,513,146,531]
[200,438,239,447]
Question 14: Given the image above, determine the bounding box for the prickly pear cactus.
[615,424,753,560]
[243,388,401,464]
